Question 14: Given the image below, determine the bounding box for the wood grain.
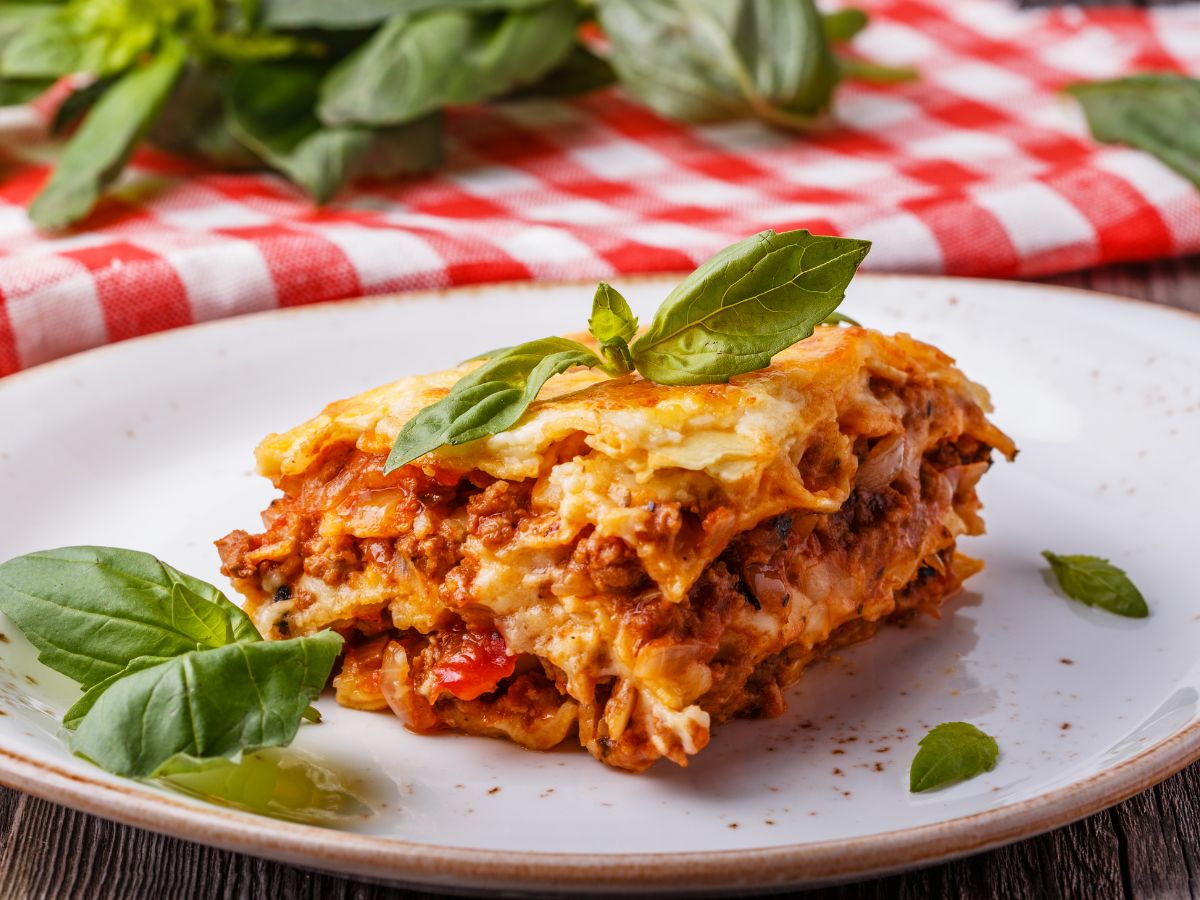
[3,0,1199,895]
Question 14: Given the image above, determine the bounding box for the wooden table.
[4,0,1200,893]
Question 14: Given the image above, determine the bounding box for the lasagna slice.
[217,326,1014,772]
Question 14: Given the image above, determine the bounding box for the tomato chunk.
[431,629,516,701]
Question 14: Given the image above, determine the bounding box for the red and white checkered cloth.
[1,0,1198,376]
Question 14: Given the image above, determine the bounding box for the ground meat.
[215,530,258,579]
[570,531,648,593]
[467,479,534,550]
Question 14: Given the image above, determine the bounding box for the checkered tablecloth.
[0,0,1198,376]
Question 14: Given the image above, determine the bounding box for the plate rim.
[1,273,1198,893]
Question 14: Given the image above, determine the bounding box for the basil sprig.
[597,0,840,128]
[385,337,604,472]
[2,0,890,229]
[0,547,342,778]
[386,229,869,471]
[1042,551,1149,619]
[1068,74,1200,189]
[909,722,999,793]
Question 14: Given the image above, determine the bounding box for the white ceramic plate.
[0,275,1198,895]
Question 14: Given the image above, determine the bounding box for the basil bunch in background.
[386,228,870,470]
[1067,74,1200,189]
[0,0,904,230]
[0,546,342,778]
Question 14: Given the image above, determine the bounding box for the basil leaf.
[822,8,868,42]
[589,282,638,346]
[822,311,860,326]
[1,0,168,80]
[0,546,259,690]
[260,0,549,31]
[228,61,442,201]
[1067,75,1200,188]
[837,56,918,85]
[68,631,343,778]
[1042,551,1149,619]
[0,11,82,79]
[61,655,167,731]
[0,76,51,106]
[386,337,601,472]
[506,43,616,100]
[628,229,870,385]
[588,282,637,376]
[227,62,355,202]
[149,64,262,170]
[350,115,443,182]
[318,1,578,127]
[50,76,112,135]
[909,722,999,793]
[29,37,185,230]
[597,0,840,128]
[0,4,58,51]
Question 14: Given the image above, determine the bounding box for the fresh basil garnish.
[69,633,342,778]
[0,546,259,688]
[627,230,869,385]
[385,229,869,470]
[227,61,441,203]
[1041,551,1149,619]
[821,8,868,42]
[4,0,889,227]
[0,547,342,777]
[909,722,999,793]
[821,311,861,326]
[317,2,577,128]
[386,337,603,471]
[588,282,638,376]
[1068,75,1200,189]
[259,0,550,32]
[597,0,840,128]
[28,37,186,231]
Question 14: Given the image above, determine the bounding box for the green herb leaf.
[589,282,637,346]
[588,282,637,376]
[597,0,841,128]
[837,56,918,85]
[148,64,262,170]
[385,337,601,472]
[227,61,358,202]
[0,11,84,79]
[0,1,171,80]
[1041,551,1149,618]
[0,546,259,690]
[0,75,51,106]
[822,8,868,42]
[909,722,999,792]
[68,631,343,778]
[821,310,861,326]
[1067,74,1200,188]
[506,43,616,99]
[226,61,441,203]
[318,1,578,127]
[28,37,185,230]
[61,655,167,731]
[628,229,870,385]
[260,0,549,31]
